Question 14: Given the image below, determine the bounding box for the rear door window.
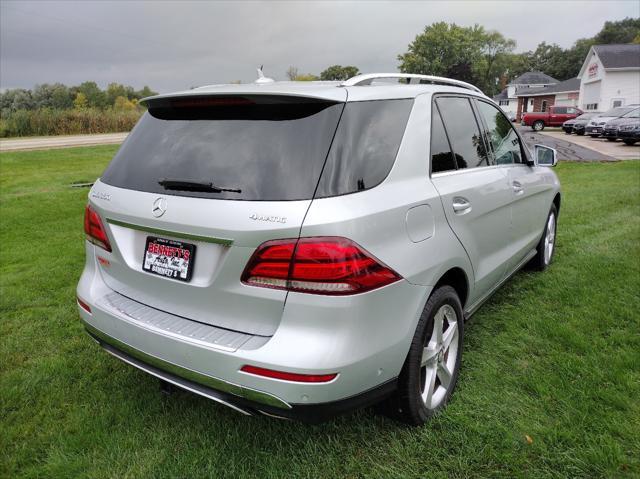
[315,99,413,197]
[435,96,493,169]
[100,96,344,201]
[430,104,457,173]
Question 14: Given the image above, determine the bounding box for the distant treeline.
[292,18,640,96]
[0,82,157,137]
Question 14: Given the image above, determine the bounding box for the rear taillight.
[84,205,112,252]
[241,237,401,295]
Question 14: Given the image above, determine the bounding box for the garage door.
[582,81,601,108]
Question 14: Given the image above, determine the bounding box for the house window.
[612,99,623,108]
[585,103,598,110]
[499,100,509,106]
[541,100,548,112]
[530,99,534,107]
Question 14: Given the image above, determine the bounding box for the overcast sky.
[1,0,638,92]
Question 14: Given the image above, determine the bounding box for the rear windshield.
[100,96,412,201]
[101,96,344,201]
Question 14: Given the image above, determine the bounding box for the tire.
[532,121,544,131]
[589,135,599,138]
[576,130,585,136]
[564,129,572,135]
[528,204,558,271]
[606,137,617,142]
[382,285,464,426]
[623,139,637,146]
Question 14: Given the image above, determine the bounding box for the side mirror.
[533,144,558,167]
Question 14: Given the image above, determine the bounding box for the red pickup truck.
[521,106,583,131]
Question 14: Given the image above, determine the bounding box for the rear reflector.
[77,297,92,314]
[240,365,337,383]
[241,237,401,295]
[84,205,112,252]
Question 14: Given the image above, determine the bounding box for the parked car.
[585,105,639,137]
[601,108,640,141]
[522,105,582,131]
[562,113,597,134]
[77,73,561,425]
[616,117,640,145]
[572,113,599,136]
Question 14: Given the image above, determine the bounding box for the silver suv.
[77,73,561,425]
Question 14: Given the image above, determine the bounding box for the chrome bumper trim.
[82,320,292,410]
[107,218,233,246]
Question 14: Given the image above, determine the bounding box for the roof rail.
[341,73,483,94]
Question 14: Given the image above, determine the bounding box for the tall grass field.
[0,109,141,137]
[0,146,638,478]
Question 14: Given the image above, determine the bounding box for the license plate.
[142,236,196,282]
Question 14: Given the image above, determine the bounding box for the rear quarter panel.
[297,94,473,374]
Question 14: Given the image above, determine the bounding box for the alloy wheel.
[544,212,556,265]
[420,304,459,409]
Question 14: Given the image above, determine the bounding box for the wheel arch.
[553,192,561,216]
[433,267,469,310]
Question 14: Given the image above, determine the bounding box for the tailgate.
[88,93,346,336]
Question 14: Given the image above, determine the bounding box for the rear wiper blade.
[158,178,242,193]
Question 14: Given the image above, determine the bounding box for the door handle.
[452,197,471,214]
[512,181,524,195]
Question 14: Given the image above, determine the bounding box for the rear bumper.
[84,321,396,422]
[77,242,428,420]
[602,129,619,138]
[585,126,602,135]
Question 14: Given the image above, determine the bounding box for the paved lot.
[516,125,639,161]
[0,132,129,152]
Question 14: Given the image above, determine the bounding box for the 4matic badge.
[90,191,111,201]
[249,213,287,224]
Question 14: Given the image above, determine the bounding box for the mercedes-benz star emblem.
[152,197,167,218]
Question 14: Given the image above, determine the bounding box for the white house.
[577,44,640,111]
[493,71,558,116]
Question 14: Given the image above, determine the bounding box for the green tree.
[135,86,158,100]
[0,89,35,112]
[113,96,137,111]
[50,83,73,109]
[593,17,640,44]
[76,81,107,109]
[106,83,128,105]
[521,17,640,81]
[525,42,568,79]
[319,65,360,81]
[398,22,515,95]
[474,31,516,93]
[73,92,88,110]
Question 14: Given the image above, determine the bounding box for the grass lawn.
[1,146,639,478]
